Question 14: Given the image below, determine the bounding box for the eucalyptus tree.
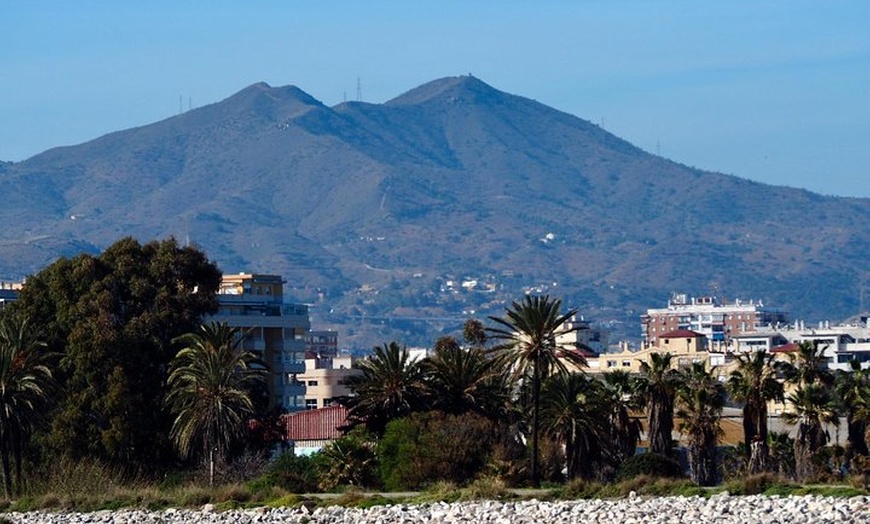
[783,383,839,482]
[834,360,870,459]
[341,341,428,436]
[13,237,221,471]
[540,372,606,480]
[0,312,54,497]
[166,321,266,485]
[676,362,726,486]
[487,295,585,487]
[633,352,682,456]
[726,350,784,472]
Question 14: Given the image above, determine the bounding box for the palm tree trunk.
[13,430,23,496]
[531,361,541,488]
[1,437,12,499]
[847,416,869,458]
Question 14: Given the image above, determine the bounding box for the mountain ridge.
[1,76,867,347]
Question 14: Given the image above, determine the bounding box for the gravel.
[3,493,869,524]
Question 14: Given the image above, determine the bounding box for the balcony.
[282,381,306,397]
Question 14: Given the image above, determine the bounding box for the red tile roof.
[282,405,348,441]
[771,342,799,353]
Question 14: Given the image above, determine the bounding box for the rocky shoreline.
[3,493,869,524]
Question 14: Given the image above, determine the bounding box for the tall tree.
[599,370,642,467]
[540,372,605,480]
[0,312,53,497]
[463,319,488,348]
[422,337,510,420]
[487,294,585,487]
[834,360,870,459]
[633,352,681,456]
[166,321,266,485]
[783,383,839,482]
[726,350,784,473]
[676,362,726,486]
[341,341,427,436]
[783,340,835,389]
[13,237,221,472]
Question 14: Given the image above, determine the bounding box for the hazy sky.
[2,1,868,197]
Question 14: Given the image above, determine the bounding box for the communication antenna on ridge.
[357,77,362,102]
[178,95,183,115]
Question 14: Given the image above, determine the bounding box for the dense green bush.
[614,452,683,481]
[378,411,496,491]
[247,452,321,494]
[317,429,380,491]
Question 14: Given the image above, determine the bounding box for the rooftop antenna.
[356,77,362,102]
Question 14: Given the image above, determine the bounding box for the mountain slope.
[2,76,868,346]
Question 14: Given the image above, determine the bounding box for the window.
[307,380,318,387]
[607,360,617,368]
[305,399,318,410]
[622,360,631,367]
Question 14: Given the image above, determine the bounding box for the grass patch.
[724,472,798,496]
[458,476,514,501]
[793,485,866,497]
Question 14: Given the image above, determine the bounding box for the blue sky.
[2,1,868,197]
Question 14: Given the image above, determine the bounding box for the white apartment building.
[642,293,788,345]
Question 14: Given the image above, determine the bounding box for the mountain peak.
[228,82,323,108]
[385,75,503,107]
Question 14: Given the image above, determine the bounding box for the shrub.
[317,428,380,491]
[378,411,496,491]
[723,472,797,496]
[459,476,512,501]
[248,452,320,494]
[614,453,682,482]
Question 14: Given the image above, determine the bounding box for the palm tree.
[540,372,605,480]
[422,337,510,420]
[783,340,835,388]
[165,321,266,485]
[834,360,870,459]
[487,295,585,487]
[0,312,53,497]
[633,352,681,456]
[341,341,427,435]
[676,362,726,486]
[726,350,784,472]
[599,370,642,467]
[783,383,839,482]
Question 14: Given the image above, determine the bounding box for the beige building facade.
[212,273,310,411]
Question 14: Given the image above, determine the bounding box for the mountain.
[2,76,868,347]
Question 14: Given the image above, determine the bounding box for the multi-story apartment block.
[642,293,788,345]
[299,353,359,410]
[732,317,870,370]
[212,273,309,412]
[306,330,339,360]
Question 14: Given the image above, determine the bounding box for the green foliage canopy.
[12,237,222,472]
